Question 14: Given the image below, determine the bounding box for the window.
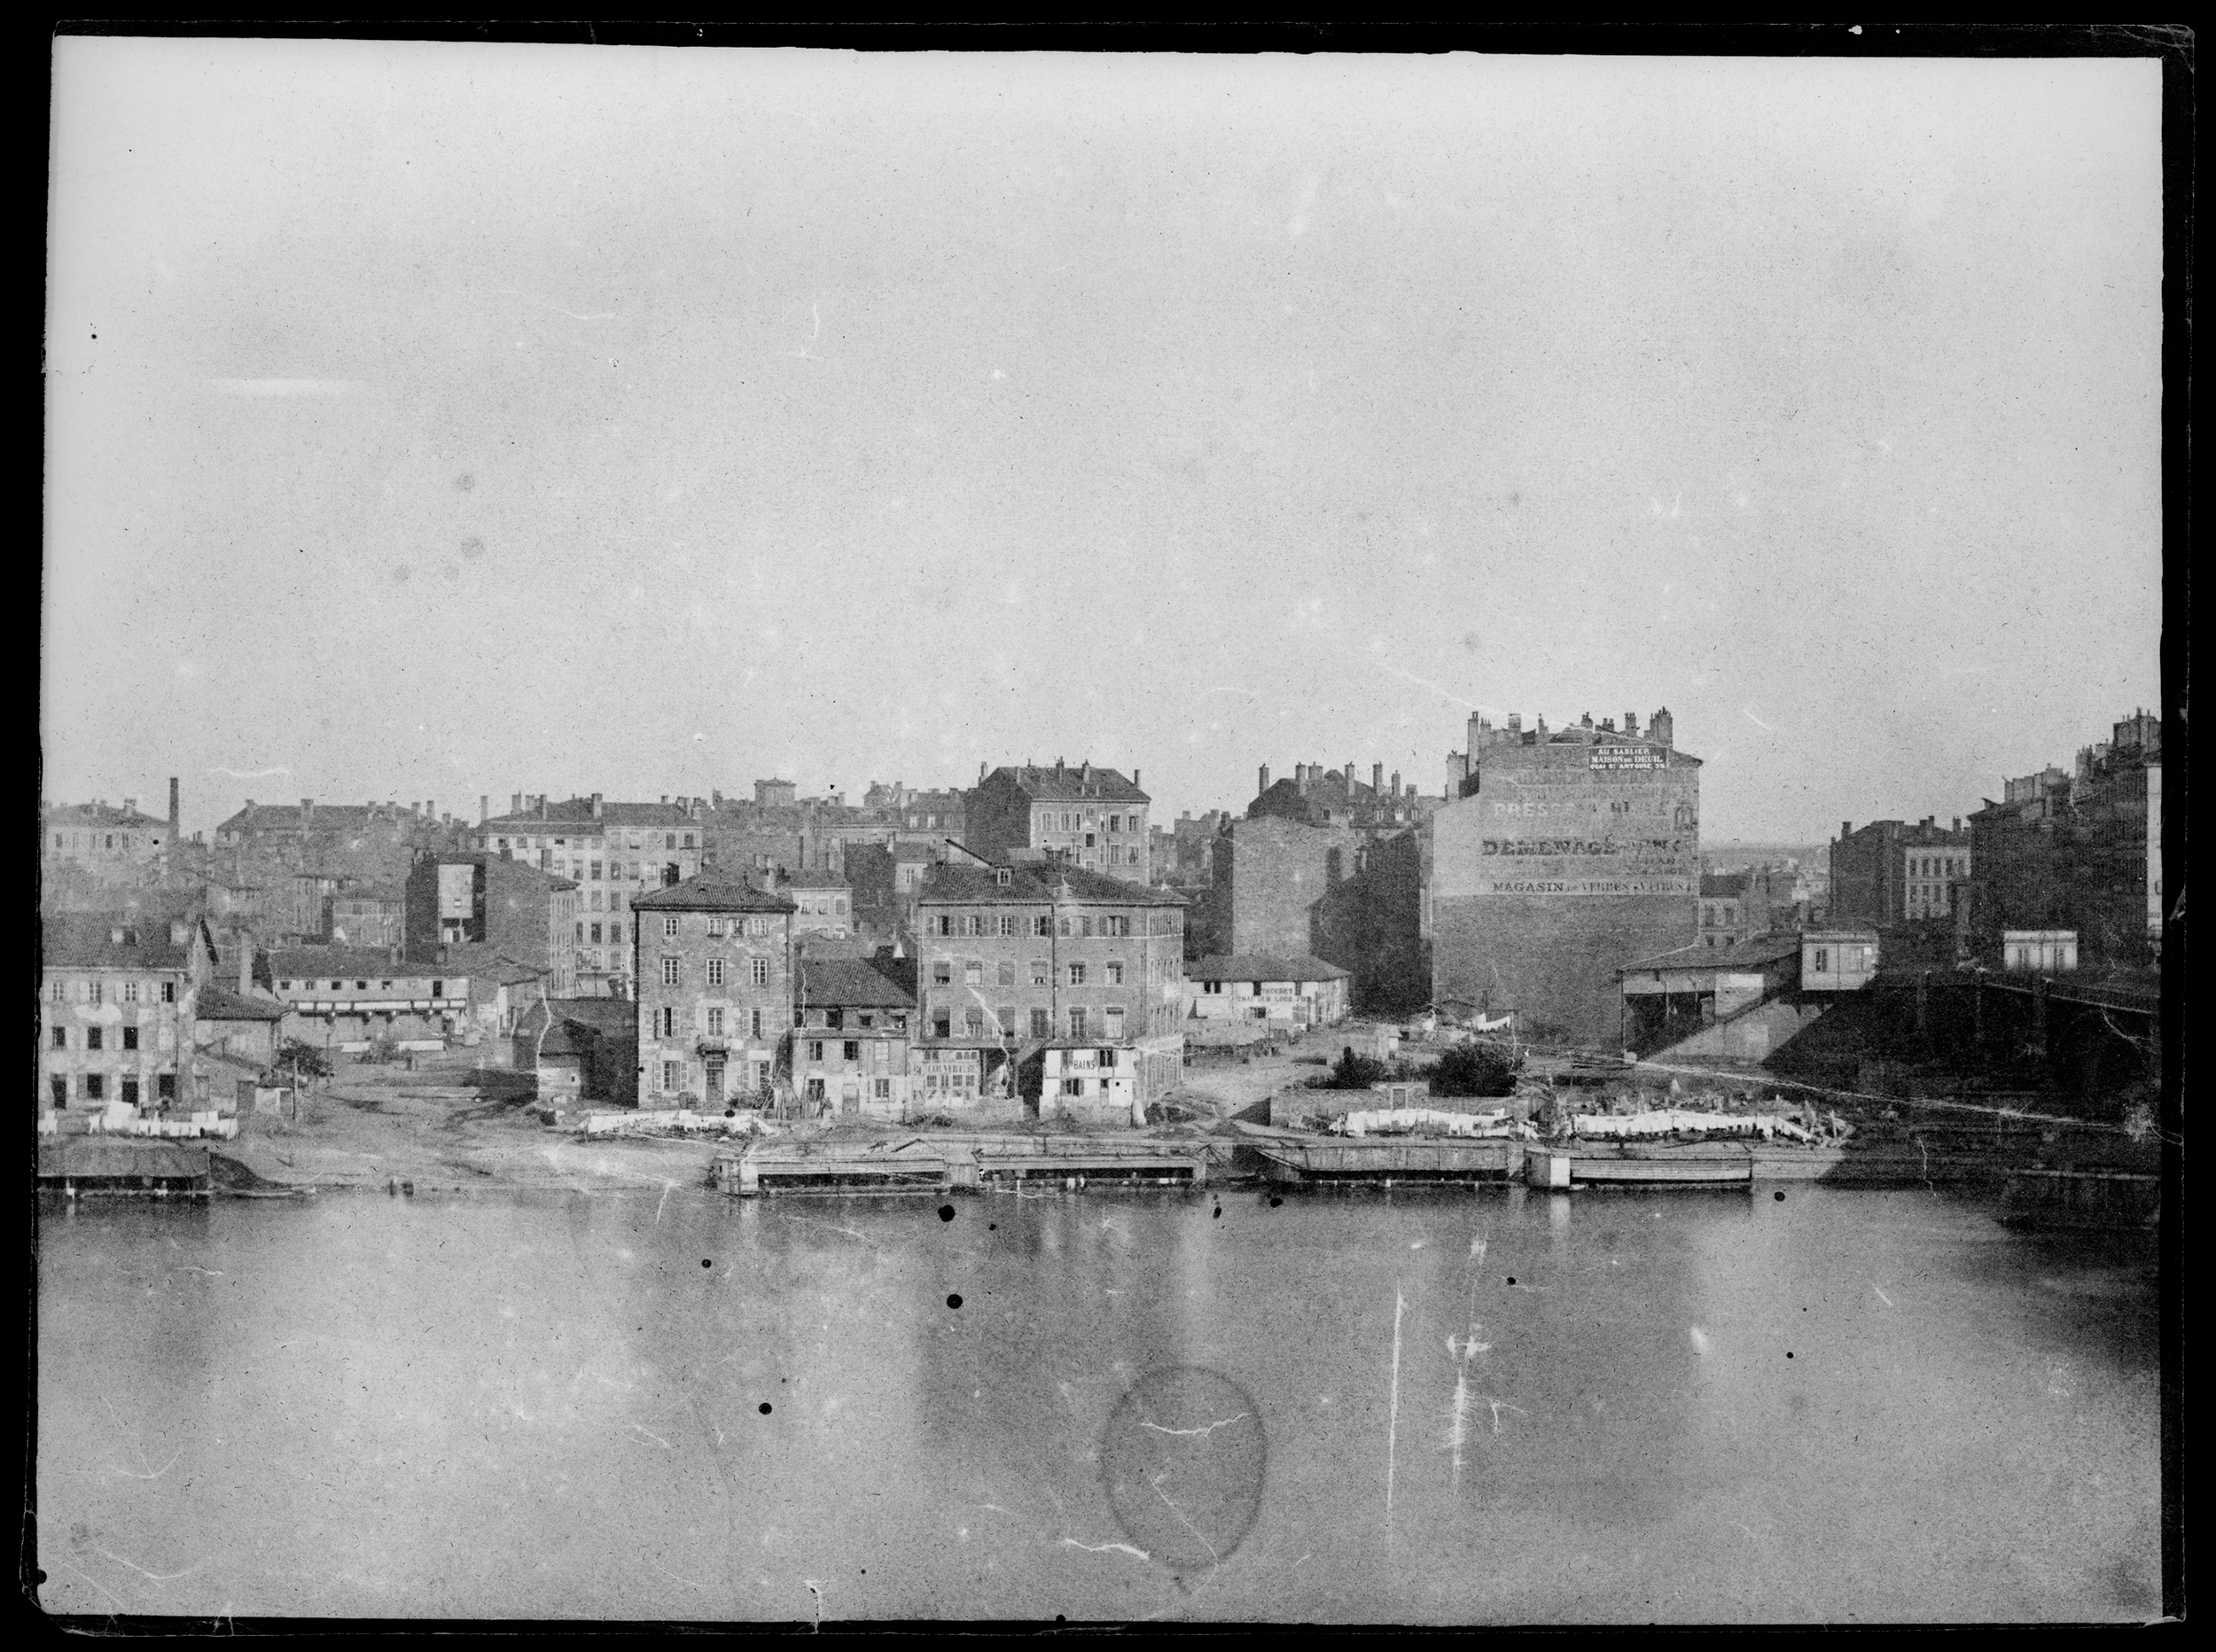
[90,981,103,1006]
[998,916,1016,936]
[87,1027,103,1051]
[964,960,983,986]
[751,958,769,986]
[575,923,586,942]
[1057,918,1073,937]
[936,915,955,937]
[1106,962,1124,986]
[1032,1008,1052,1038]
[836,899,848,916]
[663,1060,681,1092]
[1034,916,1051,937]
[707,1009,724,1036]
[706,959,725,987]
[997,960,1016,987]
[433,980,445,999]
[1031,959,1049,986]
[1813,949,1829,972]
[85,1074,105,1101]
[933,961,953,986]
[683,834,696,849]
[662,957,681,986]
[666,834,677,850]
[158,1074,175,1102]
[932,1011,951,1039]
[50,978,66,1002]
[1104,1007,1125,1040]
[590,923,603,944]
[964,1009,984,1037]
[843,1040,860,1062]
[122,1026,138,1051]
[706,916,725,939]
[875,1079,891,1101]
[665,916,681,939]
[808,1040,825,1063]
[1067,963,1087,986]
[1068,1008,1088,1039]
[659,1007,675,1038]
[51,1025,66,1049]
[1060,1078,1083,1097]
[1081,916,1096,938]
[122,979,140,1003]
[51,1077,67,1109]
[750,1009,764,1039]
[121,1079,140,1109]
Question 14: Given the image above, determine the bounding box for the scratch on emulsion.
[1385,1285,1406,1536]
[1062,1537,1150,1561]
[1138,1414,1248,1439]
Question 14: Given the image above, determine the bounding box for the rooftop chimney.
[1259,764,1271,796]
[1841,821,1853,839]
[591,792,604,820]
[480,795,489,826]
[661,796,669,806]
[123,797,137,816]
[538,796,548,821]
[1372,762,1384,797]
[1132,768,1140,790]
[425,799,434,824]
[1507,713,1523,734]
[1953,817,1962,833]
[1391,769,1401,796]
[1624,711,1638,739]
[511,792,523,815]
[168,777,180,835]
[1580,713,1593,729]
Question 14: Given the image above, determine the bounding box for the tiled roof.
[431,941,547,984]
[1700,873,1750,899]
[917,861,1186,908]
[46,802,169,829]
[43,912,200,970]
[195,986,289,1022]
[782,869,851,890]
[801,957,917,1009]
[216,803,417,835]
[984,764,1149,804]
[1622,933,1803,974]
[1185,954,1352,983]
[631,871,799,914]
[270,947,449,980]
[480,799,702,832]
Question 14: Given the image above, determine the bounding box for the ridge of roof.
[917,861,1186,906]
[631,870,799,913]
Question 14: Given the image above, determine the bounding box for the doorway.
[705,1055,725,1108]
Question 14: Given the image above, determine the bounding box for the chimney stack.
[1259,764,1271,796]
[1953,817,1962,834]
[1372,762,1384,796]
[1391,769,1401,796]
[1507,713,1522,736]
[480,795,489,826]
[511,792,523,815]
[1132,768,1140,790]
[124,798,137,816]
[168,777,180,835]
[1650,708,1673,750]
[538,796,548,820]
[1841,821,1853,840]
[1624,711,1638,739]
[661,796,669,806]
[591,793,604,820]
[425,799,434,825]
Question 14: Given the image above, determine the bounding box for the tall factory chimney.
[168,777,180,837]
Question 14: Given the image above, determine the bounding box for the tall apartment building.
[963,761,1151,883]
[470,794,706,994]
[794,955,918,1118]
[912,861,1186,1115]
[630,871,798,1110]
[1964,708,2164,966]
[1200,816,1427,1013]
[1431,706,1700,1045]
[1828,818,1972,927]
[41,910,220,1117]
[404,851,581,997]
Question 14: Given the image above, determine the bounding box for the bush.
[1318,1047,1391,1090]
[1431,1041,1518,1098]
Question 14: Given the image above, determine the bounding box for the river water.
[35,1181,2160,1625]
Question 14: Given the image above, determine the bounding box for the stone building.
[794,955,918,1119]
[781,868,856,945]
[41,909,220,1117]
[468,794,706,995]
[630,871,799,1110]
[1828,818,1972,928]
[962,761,1151,883]
[404,851,581,996]
[1431,706,1701,1045]
[1963,708,2164,967]
[265,947,472,1048]
[1198,813,1428,1015]
[43,779,181,880]
[912,860,1186,1117]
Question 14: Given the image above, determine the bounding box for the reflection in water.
[36,1185,2158,1623]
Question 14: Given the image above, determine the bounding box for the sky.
[43,43,2164,842]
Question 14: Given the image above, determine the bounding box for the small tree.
[1431,1041,1518,1099]
[277,1039,332,1121]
